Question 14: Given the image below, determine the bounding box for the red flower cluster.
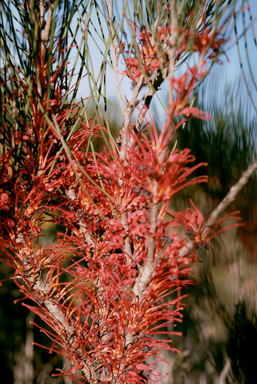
[0,3,241,384]
[122,7,228,85]
[122,22,170,83]
[0,101,242,384]
[176,11,228,62]
[169,200,243,263]
[0,192,10,211]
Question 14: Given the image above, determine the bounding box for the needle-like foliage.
[0,1,254,383]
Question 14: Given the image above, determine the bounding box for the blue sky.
[223,0,257,82]
[68,0,257,128]
[6,1,257,127]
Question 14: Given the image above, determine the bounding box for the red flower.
[170,199,243,260]
[0,192,11,211]
[122,21,169,83]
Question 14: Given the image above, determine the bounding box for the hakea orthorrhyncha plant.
[0,1,248,383]
[121,19,170,84]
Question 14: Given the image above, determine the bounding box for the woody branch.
[133,0,178,301]
[179,158,257,258]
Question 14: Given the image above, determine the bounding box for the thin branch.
[15,237,74,337]
[105,0,144,156]
[218,357,231,384]
[167,0,178,110]
[119,74,144,160]
[41,0,55,57]
[206,158,257,228]
[134,89,154,133]
[15,231,98,381]
[130,6,168,135]
[43,0,55,41]
[133,5,180,300]
[39,0,44,29]
[134,67,169,134]
[106,1,145,263]
[133,202,158,300]
[105,0,125,114]
[179,158,257,258]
